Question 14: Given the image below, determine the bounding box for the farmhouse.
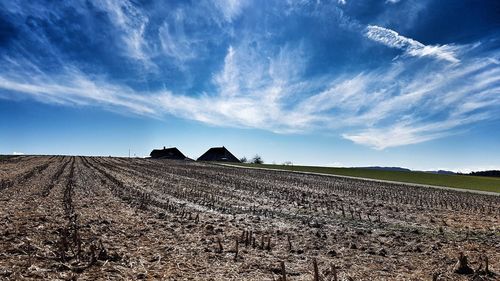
[197,146,240,162]
[150,147,187,160]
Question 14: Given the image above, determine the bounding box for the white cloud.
[0,1,499,152]
[212,0,248,22]
[158,10,198,62]
[1,37,498,151]
[343,122,456,150]
[1,41,499,150]
[0,68,158,116]
[451,166,500,174]
[213,46,240,97]
[366,25,460,63]
[12,152,25,155]
[342,93,498,149]
[326,162,343,167]
[91,0,152,66]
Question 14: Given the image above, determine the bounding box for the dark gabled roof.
[197,146,240,162]
[150,147,187,160]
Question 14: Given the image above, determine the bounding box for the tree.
[252,154,263,164]
[239,156,248,163]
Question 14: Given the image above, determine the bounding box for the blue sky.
[1,0,499,171]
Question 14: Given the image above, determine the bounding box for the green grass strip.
[230,163,500,193]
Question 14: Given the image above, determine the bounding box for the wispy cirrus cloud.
[339,55,500,148]
[342,112,493,150]
[2,39,498,150]
[212,0,249,22]
[366,25,460,63]
[0,0,499,151]
[0,58,158,116]
[158,11,198,62]
[91,0,152,65]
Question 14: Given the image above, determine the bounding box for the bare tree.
[239,157,248,163]
[252,155,263,164]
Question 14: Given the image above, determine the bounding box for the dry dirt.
[0,156,499,280]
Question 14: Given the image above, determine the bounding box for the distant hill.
[359,166,457,175]
[359,166,412,172]
[424,170,456,175]
[468,170,500,178]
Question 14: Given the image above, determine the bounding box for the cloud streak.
[366,25,460,63]
[0,0,499,151]
[91,0,152,65]
[2,41,498,150]
[212,0,249,22]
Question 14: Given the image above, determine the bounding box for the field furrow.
[0,156,498,280]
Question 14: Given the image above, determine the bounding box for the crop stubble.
[0,156,498,280]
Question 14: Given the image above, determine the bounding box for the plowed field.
[0,156,498,280]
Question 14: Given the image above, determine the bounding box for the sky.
[0,0,499,172]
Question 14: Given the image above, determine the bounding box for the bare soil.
[0,156,498,280]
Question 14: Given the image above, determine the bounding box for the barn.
[197,146,240,162]
[150,147,187,160]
